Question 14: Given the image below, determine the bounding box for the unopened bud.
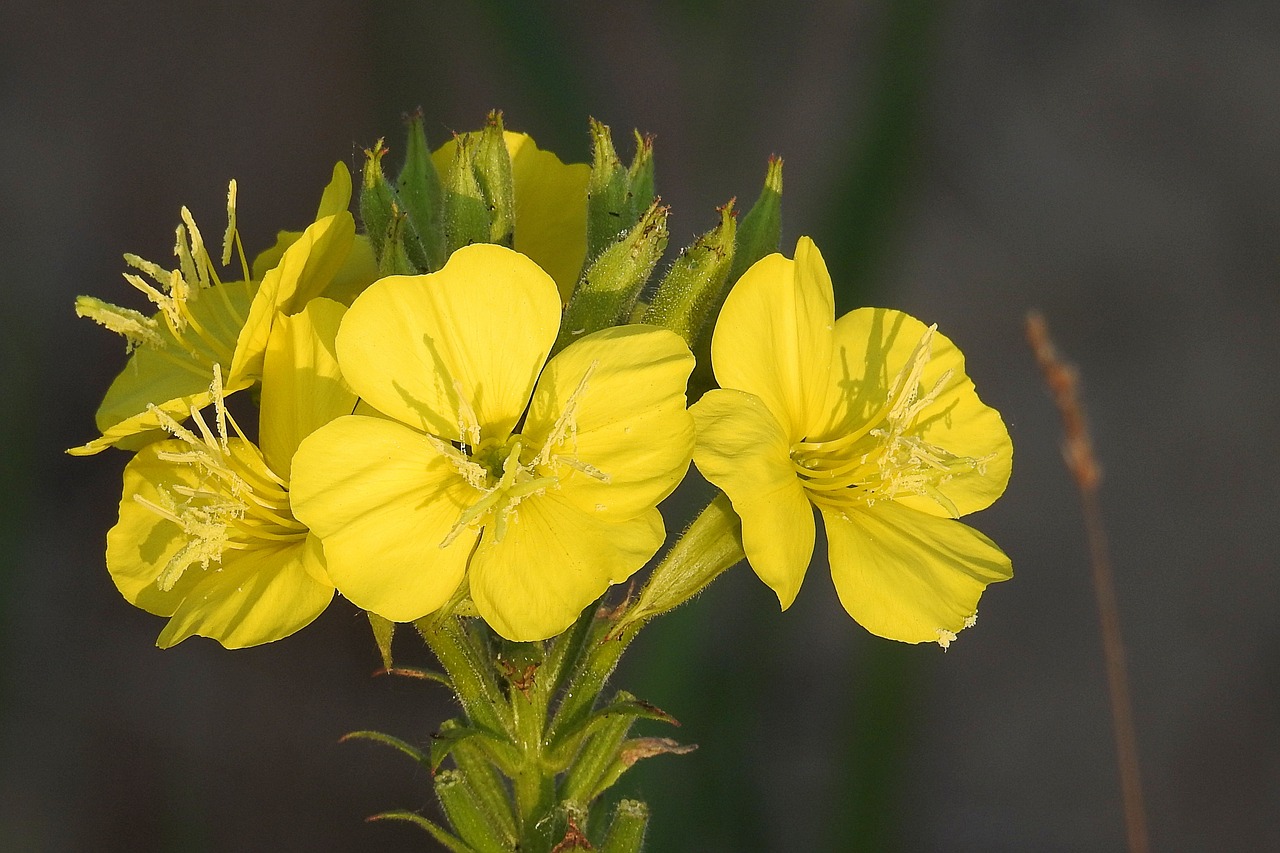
[728,155,782,285]
[641,201,737,345]
[556,200,668,353]
[396,110,446,271]
[474,110,515,247]
[442,134,491,255]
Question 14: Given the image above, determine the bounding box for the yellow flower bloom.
[690,237,1013,647]
[72,166,360,456]
[106,298,357,648]
[433,132,590,301]
[290,244,694,641]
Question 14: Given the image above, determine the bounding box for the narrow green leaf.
[367,811,475,853]
[340,730,430,769]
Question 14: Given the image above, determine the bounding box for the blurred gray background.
[2,1,1277,850]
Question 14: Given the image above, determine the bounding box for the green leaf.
[340,729,430,769]
[367,810,475,853]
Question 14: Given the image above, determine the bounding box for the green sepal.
[728,155,783,285]
[430,719,521,776]
[586,118,629,260]
[397,109,447,271]
[474,111,515,247]
[366,811,473,853]
[340,730,430,770]
[641,200,737,345]
[442,134,491,256]
[555,200,669,353]
[434,769,513,853]
[600,799,649,853]
[439,719,518,842]
[367,612,395,671]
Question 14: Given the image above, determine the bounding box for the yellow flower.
[106,298,357,648]
[289,244,694,641]
[690,237,1012,647]
[433,131,590,301]
[72,166,360,455]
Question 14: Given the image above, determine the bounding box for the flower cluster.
[77,114,1012,651]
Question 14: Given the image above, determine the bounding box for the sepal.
[642,200,737,344]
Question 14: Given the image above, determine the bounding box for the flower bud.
[555,200,668,353]
[641,200,737,345]
[473,110,515,247]
[729,155,782,285]
[359,140,395,266]
[434,769,514,853]
[442,133,491,255]
[396,110,447,271]
[586,118,628,260]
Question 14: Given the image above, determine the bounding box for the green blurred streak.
[816,1,946,850]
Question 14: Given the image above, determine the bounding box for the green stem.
[414,615,513,736]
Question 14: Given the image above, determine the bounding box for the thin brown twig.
[1026,311,1151,853]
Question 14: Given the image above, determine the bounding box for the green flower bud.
[625,131,656,224]
[729,155,783,285]
[473,110,515,247]
[359,140,395,266]
[586,118,629,260]
[434,769,512,853]
[376,207,417,277]
[396,109,447,271]
[641,201,737,345]
[556,200,669,353]
[442,134,491,255]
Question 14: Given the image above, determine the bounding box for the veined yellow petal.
[156,535,333,649]
[468,496,663,641]
[711,237,835,441]
[290,415,477,622]
[433,131,589,301]
[336,244,559,442]
[259,298,357,479]
[691,389,814,608]
[522,325,695,520]
[823,502,1012,645]
[316,162,353,219]
[230,211,354,385]
[822,308,1013,517]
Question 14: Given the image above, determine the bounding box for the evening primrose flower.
[290,244,694,641]
[72,167,359,455]
[433,132,590,300]
[690,237,1012,647]
[106,299,357,648]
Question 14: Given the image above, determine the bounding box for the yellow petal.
[523,325,695,520]
[315,162,353,219]
[822,307,1013,517]
[259,298,357,479]
[230,211,354,385]
[823,501,1012,645]
[691,389,814,608]
[106,440,215,614]
[336,244,560,442]
[711,236,834,441]
[468,496,664,641]
[156,535,333,649]
[289,415,477,622]
[434,131,589,301]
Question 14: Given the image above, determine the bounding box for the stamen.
[221,180,237,267]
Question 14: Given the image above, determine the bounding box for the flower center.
[135,367,307,591]
[437,362,609,548]
[789,327,989,519]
